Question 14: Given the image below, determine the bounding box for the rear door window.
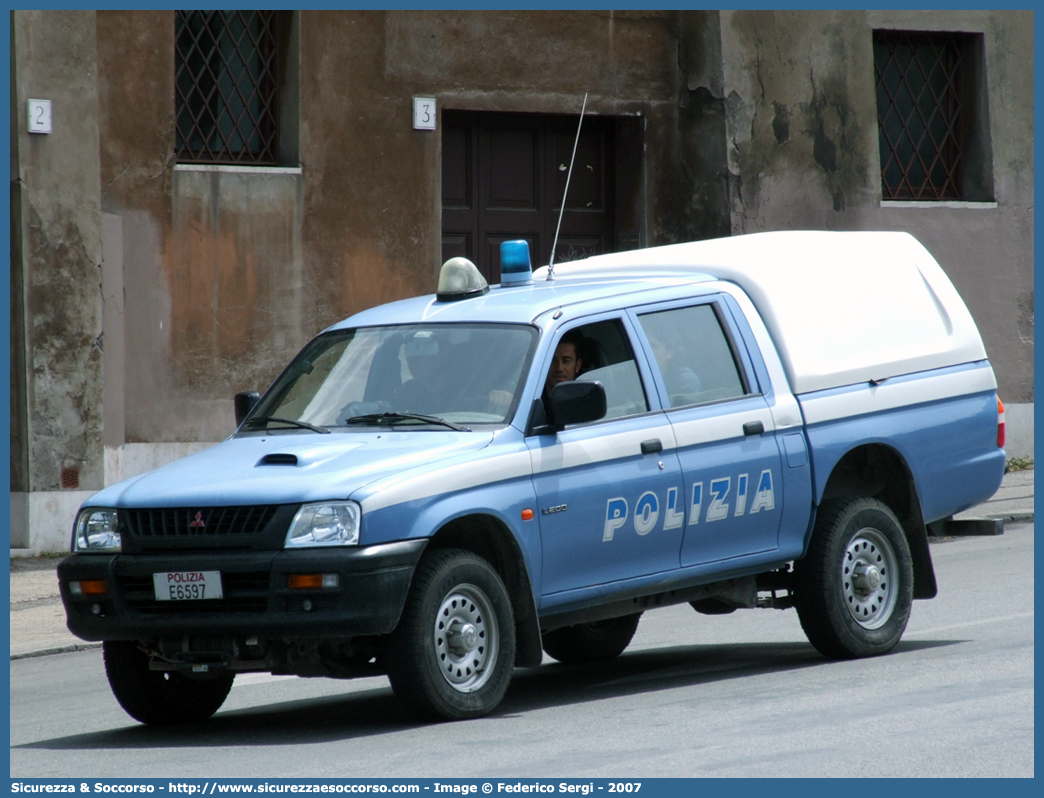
[637,303,749,408]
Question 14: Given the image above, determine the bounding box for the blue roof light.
[500,240,533,287]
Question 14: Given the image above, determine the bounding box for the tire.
[794,497,914,659]
[542,613,641,664]
[103,640,234,725]
[386,549,515,721]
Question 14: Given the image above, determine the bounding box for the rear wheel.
[541,614,641,664]
[794,497,913,659]
[386,549,515,721]
[103,640,234,725]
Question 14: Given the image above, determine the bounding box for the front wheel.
[103,640,234,725]
[386,549,515,721]
[794,497,913,659]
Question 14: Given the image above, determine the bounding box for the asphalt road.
[10,522,1033,779]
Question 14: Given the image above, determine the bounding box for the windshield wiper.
[244,416,331,434]
[343,412,470,432]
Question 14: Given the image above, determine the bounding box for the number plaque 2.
[27,99,52,134]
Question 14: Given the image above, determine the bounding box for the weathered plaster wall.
[12,11,104,492]
[162,167,304,441]
[87,10,690,447]
[676,10,731,242]
[11,119,29,496]
[96,12,308,443]
[718,11,878,229]
[298,11,439,331]
[718,9,1033,405]
[96,11,174,445]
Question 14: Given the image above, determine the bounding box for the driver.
[545,330,585,395]
[487,331,587,421]
[540,329,585,419]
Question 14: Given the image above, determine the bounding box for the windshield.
[243,323,538,431]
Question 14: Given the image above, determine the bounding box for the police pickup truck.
[59,230,1006,724]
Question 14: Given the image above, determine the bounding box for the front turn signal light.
[69,579,109,597]
[287,573,339,590]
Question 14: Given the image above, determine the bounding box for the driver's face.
[545,342,582,392]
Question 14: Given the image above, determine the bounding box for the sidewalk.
[953,467,1034,524]
[9,470,1034,661]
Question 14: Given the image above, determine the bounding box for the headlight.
[73,509,121,552]
[286,501,361,548]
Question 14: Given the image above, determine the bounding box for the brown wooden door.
[442,111,616,283]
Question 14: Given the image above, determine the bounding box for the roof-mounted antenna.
[547,91,588,281]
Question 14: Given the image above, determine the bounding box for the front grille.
[123,506,280,539]
[119,571,271,615]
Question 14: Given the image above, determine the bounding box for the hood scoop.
[257,453,299,467]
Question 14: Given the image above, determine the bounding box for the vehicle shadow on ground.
[14,638,960,751]
[501,637,958,715]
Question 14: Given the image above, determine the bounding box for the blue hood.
[87,431,495,508]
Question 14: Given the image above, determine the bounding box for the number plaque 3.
[413,96,436,131]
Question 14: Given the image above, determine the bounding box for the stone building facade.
[10,10,1033,552]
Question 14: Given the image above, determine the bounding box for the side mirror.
[234,391,260,427]
[549,380,607,427]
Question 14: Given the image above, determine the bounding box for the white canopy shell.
[538,230,987,395]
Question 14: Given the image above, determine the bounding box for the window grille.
[175,10,279,165]
[874,31,966,200]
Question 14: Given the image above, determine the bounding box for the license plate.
[153,571,223,601]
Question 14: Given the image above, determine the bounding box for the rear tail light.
[997,397,1006,449]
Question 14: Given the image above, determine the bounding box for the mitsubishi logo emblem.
[188,511,206,529]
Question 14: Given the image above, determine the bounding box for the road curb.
[11,641,102,661]
[1000,512,1034,524]
[953,512,1034,525]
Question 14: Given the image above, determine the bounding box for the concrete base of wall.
[11,441,220,555]
[10,489,95,554]
[1005,403,1034,460]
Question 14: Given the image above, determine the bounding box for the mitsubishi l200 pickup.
[59,231,1006,724]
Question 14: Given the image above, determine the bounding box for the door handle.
[641,439,663,455]
[743,420,765,436]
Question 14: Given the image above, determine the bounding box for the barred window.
[874,30,991,202]
[175,10,279,165]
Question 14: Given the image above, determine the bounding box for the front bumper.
[58,540,426,642]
